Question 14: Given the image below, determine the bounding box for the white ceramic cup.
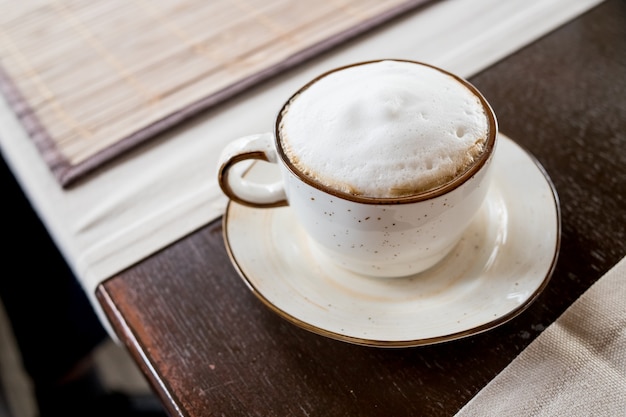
[218,60,498,277]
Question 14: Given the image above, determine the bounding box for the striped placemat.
[0,0,434,187]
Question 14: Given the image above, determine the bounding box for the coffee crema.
[278,60,490,198]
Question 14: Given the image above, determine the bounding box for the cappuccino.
[218,59,497,276]
[278,60,490,198]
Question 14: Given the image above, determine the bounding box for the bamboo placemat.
[0,0,434,187]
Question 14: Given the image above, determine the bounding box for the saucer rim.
[222,135,561,348]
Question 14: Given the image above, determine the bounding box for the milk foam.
[279,60,489,198]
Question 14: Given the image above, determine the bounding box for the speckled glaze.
[222,135,560,347]
[218,60,498,277]
[279,149,495,276]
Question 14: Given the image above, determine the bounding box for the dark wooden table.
[97,1,626,416]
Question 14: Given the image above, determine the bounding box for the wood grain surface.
[98,1,626,416]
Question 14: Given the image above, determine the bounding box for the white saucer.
[223,134,560,347]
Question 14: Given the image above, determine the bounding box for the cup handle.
[217,132,288,208]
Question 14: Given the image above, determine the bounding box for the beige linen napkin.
[455,255,626,417]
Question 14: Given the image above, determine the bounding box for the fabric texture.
[455,256,626,417]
